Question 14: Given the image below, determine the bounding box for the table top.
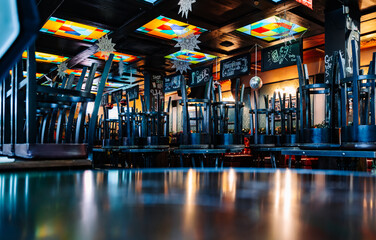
[1,168,375,239]
[281,147,376,158]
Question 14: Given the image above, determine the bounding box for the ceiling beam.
[37,0,65,28]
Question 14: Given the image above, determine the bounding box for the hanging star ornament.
[175,33,201,51]
[96,34,116,59]
[178,0,196,18]
[57,61,68,79]
[172,60,191,74]
[119,59,124,76]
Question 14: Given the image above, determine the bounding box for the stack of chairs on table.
[98,89,172,149]
[0,47,114,160]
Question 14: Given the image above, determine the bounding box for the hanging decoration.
[249,44,263,90]
[175,33,201,51]
[96,34,116,59]
[119,59,125,76]
[172,60,191,74]
[277,11,307,46]
[178,0,196,19]
[57,61,68,79]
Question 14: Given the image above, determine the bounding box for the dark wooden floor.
[0,168,375,239]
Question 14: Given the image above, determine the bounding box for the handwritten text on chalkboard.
[189,64,212,87]
[262,41,302,72]
[127,85,139,101]
[220,54,250,80]
[164,74,182,93]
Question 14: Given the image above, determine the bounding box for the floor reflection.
[0,169,375,239]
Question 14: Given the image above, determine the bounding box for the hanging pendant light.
[250,44,263,90]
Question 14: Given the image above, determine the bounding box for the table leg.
[215,156,218,168]
[192,156,196,168]
[270,152,276,168]
[288,155,292,168]
[180,154,184,167]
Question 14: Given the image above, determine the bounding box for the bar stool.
[297,56,340,149]
[180,78,213,149]
[340,40,376,149]
[248,92,277,147]
[212,78,245,149]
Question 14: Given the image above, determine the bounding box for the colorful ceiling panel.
[22,51,69,64]
[10,70,44,79]
[40,17,110,42]
[165,50,216,64]
[136,16,207,40]
[143,0,159,3]
[65,69,101,78]
[237,16,307,42]
[92,51,140,63]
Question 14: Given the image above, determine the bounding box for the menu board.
[261,40,302,72]
[150,74,164,110]
[126,85,139,101]
[189,64,213,87]
[164,74,182,93]
[111,89,123,103]
[220,53,251,80]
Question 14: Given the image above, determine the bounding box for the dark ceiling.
[34,0,376,90]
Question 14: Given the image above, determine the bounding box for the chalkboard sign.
[164,74,182,93]
[220,54,251,80]
[150,74,164,110]
[189,64,213,87]
[261,40,302,72]
[126,85,139,101]
[111,89,123,103]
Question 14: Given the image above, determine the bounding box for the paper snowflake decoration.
[178,0,196,18]
[276,11,306,46]
[172,60,191,74]
[96,34,116,58]
[119,59,124,76]
[57,61,68,79]
[175,33,200,51]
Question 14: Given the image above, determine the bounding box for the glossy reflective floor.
[0,169,375,240]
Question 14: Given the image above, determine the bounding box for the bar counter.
[0,169,375,239]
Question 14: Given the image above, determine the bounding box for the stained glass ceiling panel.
[91,52,140,63]
[143,0,159,3]
[22,51,69,64]
[165,50,216,64]
[40,17,110,42]
[237,16,307,42]
[136,16,207,40]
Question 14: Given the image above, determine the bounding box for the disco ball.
[250,76,263,89]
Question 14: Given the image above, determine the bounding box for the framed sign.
[220,53,251,80]
[111,89,123,103]
[261,40,302,72]
[126,85,139,101]
[164,74,182,93]
[189,64,213,87]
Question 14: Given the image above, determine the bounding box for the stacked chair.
[212,78,245,149]
[297,56,340,149]
[339,40,376,149]
[0,46,114,160]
